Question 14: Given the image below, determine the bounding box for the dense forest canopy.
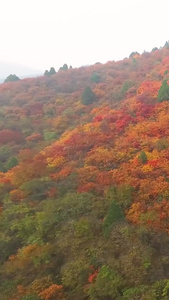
[1,45,169,299]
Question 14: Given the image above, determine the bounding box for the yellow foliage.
[47,156,65,168]
[142,164,153,173]
[83,123,93,132]
[145,149,160,160]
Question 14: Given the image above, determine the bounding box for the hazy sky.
[1,0,169,73]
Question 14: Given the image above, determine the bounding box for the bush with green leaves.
[86,265,124,300]
[43,131,57,141]
[21,295,40,300]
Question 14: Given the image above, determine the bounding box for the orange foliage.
[11,159,47,186]
[78,182,97,193]
[2,46,169,244]
[0,172,11,184]
[88,266,99,283]
[51,166,73,181]
[26,133,43,142]
[137,81,161,98]
[39,284,64,300]
[10,189,24,202]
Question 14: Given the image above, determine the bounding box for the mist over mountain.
[0,61,43,82]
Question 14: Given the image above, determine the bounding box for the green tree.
[49,67,56,75]
[129,51,139,58]
[155,138,169,151]
[120,80,135,98]
[138,151,147,164]
[122,285,151,299]
[103,201,124,236]
[81,86,96,105]
[0,161,5,172]
[106,184,134,210]
[20,177,52,201]
[152,47,158,52]
[157,80,169,102]
[44,131,57,141]
[86,265,124,300]
[59,64,68,71]
[4,74,20,83]
[21,295,40,300]
[44,70,50,76]
[6,156,18,170]
[164,41,169,49]
[62,63,68,70]
[90,72,101,83]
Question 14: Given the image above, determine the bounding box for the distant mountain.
[0,61,43,82]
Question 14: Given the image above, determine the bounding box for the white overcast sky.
[1,0,169,72]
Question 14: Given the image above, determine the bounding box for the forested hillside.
[2,45,169,299]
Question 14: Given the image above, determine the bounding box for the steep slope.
[1,47,169,299]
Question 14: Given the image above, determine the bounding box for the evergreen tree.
[44,70,50,76]
[81,86,96,105]
[91,72,101,83]
[62,64,68,70]
[103,201,124,236]
[129,51,139,58]
[157,80,169,102]
[138,151,147,164]
[49,67,56,75]
[4,74,20,83]
[164,41,169,49]
[152,47,158,52]
[59,64,68,71]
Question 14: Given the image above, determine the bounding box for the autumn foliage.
[2,44,169,299]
